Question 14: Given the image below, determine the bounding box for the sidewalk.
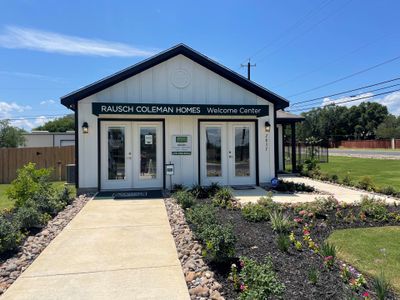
[2,199,189,300]
[281,176,399,204]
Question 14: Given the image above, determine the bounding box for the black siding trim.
[74,106,79,189]
[274,109,279,177]
[197,119,259,186]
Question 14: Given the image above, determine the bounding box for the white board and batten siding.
[77,54,276,189]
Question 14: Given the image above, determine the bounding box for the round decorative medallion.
[171,68,191,89]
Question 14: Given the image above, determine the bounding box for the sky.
[0,0,400,130]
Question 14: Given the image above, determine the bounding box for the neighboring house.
[60,44,302,194]
[21,131,75,148]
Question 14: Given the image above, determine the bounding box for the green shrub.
[0,215,24,253]
[6,163,54,208]
[238,256,285,300]
[360,196,388,221]
[269,210,292,233]
[207,182,221,198]
[372,271,391,300]
[186,204,217,230]
[212,187,235,209]
[257,194,281,211]
[13,205,45,229]
[330,174,339,183]
[241,203,270,222]
[173,190,196,209]
[320,242,337,259]
[342,174,353,186]
[357,176,376,192]
[274,181,315,193]
[172,184,186,192]
[276,234,290,252]
[378,185,397,196]
[200,223,236,263]
[33,193,66,216]
[189,184,208,199]
[307,267,319,285]
[304,158,319,172]
[58,186,74,206]
[314,196,340,212]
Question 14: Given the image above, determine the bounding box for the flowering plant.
[339,263,366,290]
[302,224,319,253]
[229,263,241,291]
[293,217,303,224]
[324,256,334,268]
[362,291,371,300]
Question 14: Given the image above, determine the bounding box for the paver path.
[2,198,189,300]
[281,176,399,204]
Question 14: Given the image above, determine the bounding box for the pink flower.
[363,292,370,297]
[294,217,303,223]
[303,230,310,236]
[299,210,306,216]
[324,256,333,261]
[240,284,247,291]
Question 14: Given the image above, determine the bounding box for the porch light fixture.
[264,121,271,133]
[82,122,89,134]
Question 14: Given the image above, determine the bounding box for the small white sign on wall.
[145,135,153,145]
[172,135,192,155]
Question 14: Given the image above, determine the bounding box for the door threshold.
[95,189,164,200]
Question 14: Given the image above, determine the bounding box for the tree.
[0,120,26,148]
[376,115,400,139]
[34,114,74,132]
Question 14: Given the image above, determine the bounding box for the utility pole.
[241,59,256,80]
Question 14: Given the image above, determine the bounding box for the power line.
[255,0,352,65]
[271,32,396,89]
[290,76,400,107]
[239,0,334,66]
[288,88,400,112]
[287,54,400,98]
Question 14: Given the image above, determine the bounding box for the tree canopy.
[296,102,390,142]
[34,114,74,132]
[0,120,26,148]
[375,115,400,139]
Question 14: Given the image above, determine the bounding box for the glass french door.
[100,121,162,190]
[200,122,255,186]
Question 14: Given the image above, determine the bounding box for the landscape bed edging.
[0,194,90,295]
[164,198,225,300]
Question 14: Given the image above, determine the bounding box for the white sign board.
[172,135,192,155]
[165,164,174,175]
[145,135,153,145]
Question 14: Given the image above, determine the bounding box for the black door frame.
[97,118,166,191]
[197,119,259,186]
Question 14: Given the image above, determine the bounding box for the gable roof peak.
[60,44,289,110]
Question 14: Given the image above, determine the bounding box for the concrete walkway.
[2,199,189,300]
[281,176,399,204]
[233,177,399,205]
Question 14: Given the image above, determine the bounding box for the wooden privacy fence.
[0,146,75,184]
[334,139,400,149]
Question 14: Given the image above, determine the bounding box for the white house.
[60,44,290,194]
[21,131,75,148]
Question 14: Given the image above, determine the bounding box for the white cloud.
[0,70,63,82]
[40,99,56,105]
[10,116,55,131]
[0,26,156,57]
[0,101,31,118]
[322,91,400,115]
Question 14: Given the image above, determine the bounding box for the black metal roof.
[60,43,290,110]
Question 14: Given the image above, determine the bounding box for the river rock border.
[0,194,90,295]
[164,198,225,300]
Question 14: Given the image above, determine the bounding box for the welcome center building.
[60,44,293,194]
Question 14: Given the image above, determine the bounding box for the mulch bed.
[199,201,400,300]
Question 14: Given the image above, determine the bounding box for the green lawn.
[328,226,400,293]
[0,182,76,210]
[320,156,400,190]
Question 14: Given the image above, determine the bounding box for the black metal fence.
[284,142,329,171]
